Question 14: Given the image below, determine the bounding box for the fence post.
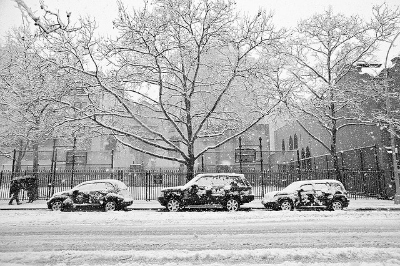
[296,149,301,181]
[111,150,114,170]
[325,155,330,179]
[259,137,264,196]
[239,137,242,173]
[51,149,57,198]
[70,137,76,189]
[11,149,16,179]
[374,144,384,197]
[145,171,149,201]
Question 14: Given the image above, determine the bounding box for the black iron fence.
[0,169,395,201]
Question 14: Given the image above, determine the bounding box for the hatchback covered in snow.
[261,179,349,211]
[47,179,133,211]
[158,173,254,212]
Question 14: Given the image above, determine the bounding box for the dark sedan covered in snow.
[261,179,349,211]
[158,173,254,212]
[47,179,133,211]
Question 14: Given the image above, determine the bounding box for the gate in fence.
[0,169,395,201]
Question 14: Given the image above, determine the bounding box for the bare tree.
[285,4,400,180]
[0,28,74,172]
[15,0,287,179]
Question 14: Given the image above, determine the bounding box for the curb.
[2,206,400,211]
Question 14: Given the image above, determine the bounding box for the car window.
[212,176,227,186]
[314,183,329,190]
[94,183,110,191]
[232,176,250,187]
[283,182,302,191]
[330,182,345,192]
[196,176,213,186]
[77,183,97,192]
[299,184,314,191]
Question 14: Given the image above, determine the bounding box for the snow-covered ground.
[1,210,400,266]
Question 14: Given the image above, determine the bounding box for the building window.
[289,136,293,150]
[294,134,298,149]
[281,139,286,151]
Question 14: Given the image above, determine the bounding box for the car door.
[210,175,227,204]
[88,182,112,204]
[72,183,95,205]
[298,183,315,205]
[192,176,213,205]
[313,182,330,205]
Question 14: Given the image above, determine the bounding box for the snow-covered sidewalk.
[1,198,400,211]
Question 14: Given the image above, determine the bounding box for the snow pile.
[1,248,400,266]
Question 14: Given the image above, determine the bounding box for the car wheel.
[226,198,239,212]
[167,198,181,212]
[280,200,293,211]
[104,201,117,212]
[51,200,63,211]
[330,200,343,211]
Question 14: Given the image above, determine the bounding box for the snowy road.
[0,209,400,265]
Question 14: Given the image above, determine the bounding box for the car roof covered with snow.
[77,179,127,188]
[289,179,343,185]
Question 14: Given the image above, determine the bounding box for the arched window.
[294,134,298,149]
[281,139,286,151]
[289,136,293,150]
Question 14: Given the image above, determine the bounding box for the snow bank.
[1,248,400,266]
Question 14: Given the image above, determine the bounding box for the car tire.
[330,200,343,211]
[280,200,293,211]
[225,198,240,212]
[51,200,63,211]
[167,198,181,212]
[104,201,117,212]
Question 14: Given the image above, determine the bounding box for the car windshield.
[118,188,132,197]
[183,175,202,188]
[282,182,303,192]
[115,182,128,190]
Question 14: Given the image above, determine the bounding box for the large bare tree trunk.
[14,139,28,174]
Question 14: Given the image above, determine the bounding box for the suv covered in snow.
[158,173,254,212]
[261,179,349,211]
[47,179,133,211]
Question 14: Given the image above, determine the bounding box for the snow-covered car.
[47,179,133,211]
[158,173,254,212]
[261,179,349,211]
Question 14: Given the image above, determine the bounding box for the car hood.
[161,186,185,192]
[263,191,279,199]
[51,189,72,198]
[263,189,296,199]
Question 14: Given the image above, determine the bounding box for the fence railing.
[0,169,395,201]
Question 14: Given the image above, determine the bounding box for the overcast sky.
[1,0,400,62]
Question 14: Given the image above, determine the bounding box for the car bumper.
[343,198,350,208]
[241,194,254,203]
[120,199,133,207]
[261,199,279,209]
[157,197,168,206]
